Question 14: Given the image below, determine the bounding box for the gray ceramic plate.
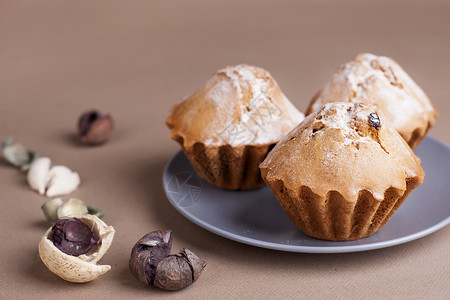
[162,137,450,253]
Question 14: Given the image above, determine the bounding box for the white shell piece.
[26,157,81,197]
[27,157,51,194]
[56,198,88,219]
[45,165,81,197]
[38,214,115,283]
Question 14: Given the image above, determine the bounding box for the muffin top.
[166,64,304,148]
[260,101,424,202]
[307,53,437,145]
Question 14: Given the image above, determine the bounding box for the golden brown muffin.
[307,53,437,149]
[260,101,424,241]
[166,64,304,190]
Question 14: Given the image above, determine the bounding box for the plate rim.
[162,136,450,254]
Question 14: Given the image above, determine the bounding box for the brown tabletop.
[1,1,449,299]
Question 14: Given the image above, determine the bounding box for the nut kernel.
[38,214,114,283]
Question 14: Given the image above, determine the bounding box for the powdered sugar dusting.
[220,64,270,100]
[168,64,305,148]
[206,64,304,146]
[311,53,436,141]
[311,102,377,147]
[207,79,235,104]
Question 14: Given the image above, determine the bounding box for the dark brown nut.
[129,230,172,285]
[49,218,98,256]
[129,230,206,291]
[154,248,207,291]
[78,110,113,145]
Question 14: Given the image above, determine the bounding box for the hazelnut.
[38,214,115,283]
[129,230,206,291]
[78,110,113,145]
[49,218,98,256]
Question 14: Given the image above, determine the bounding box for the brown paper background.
[1,1,449,299]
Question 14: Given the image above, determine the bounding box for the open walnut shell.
[38,214,115,283]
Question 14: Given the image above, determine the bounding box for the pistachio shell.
[27,157,51,195]
[1,136,39,170]
[87,206,104,219]
[45,165,81,197]
[27,157,81,197]
[20,151,39,171]
[38,214,115,283]
[41,198,64,223]
[57,198,88,219]
[1,136,12,149]
[3,142,29,166]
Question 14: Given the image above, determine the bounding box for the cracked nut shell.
[38,214,115,283]
[154,248,207,291]
[41,198,64,223]
[1,136,39,171]
[27,157,81,197]
[41,198,105,223]
[129,230,206,291]
[56,198,89,219]
[78,110,113,145]
[129,230,172,285]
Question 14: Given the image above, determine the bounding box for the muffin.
[260,101,424,241]
[166,64,304,190]
[306,53,437,149]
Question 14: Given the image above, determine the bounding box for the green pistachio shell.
[41,198,64,223]
[87,206,105,219]
[20,151,39,171]
[2,136,39,171]
[56,198,89,219]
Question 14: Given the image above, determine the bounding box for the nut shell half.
[38,214,115,283]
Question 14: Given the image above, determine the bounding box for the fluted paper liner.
[264,179,422,241]
[181,141,275,190]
